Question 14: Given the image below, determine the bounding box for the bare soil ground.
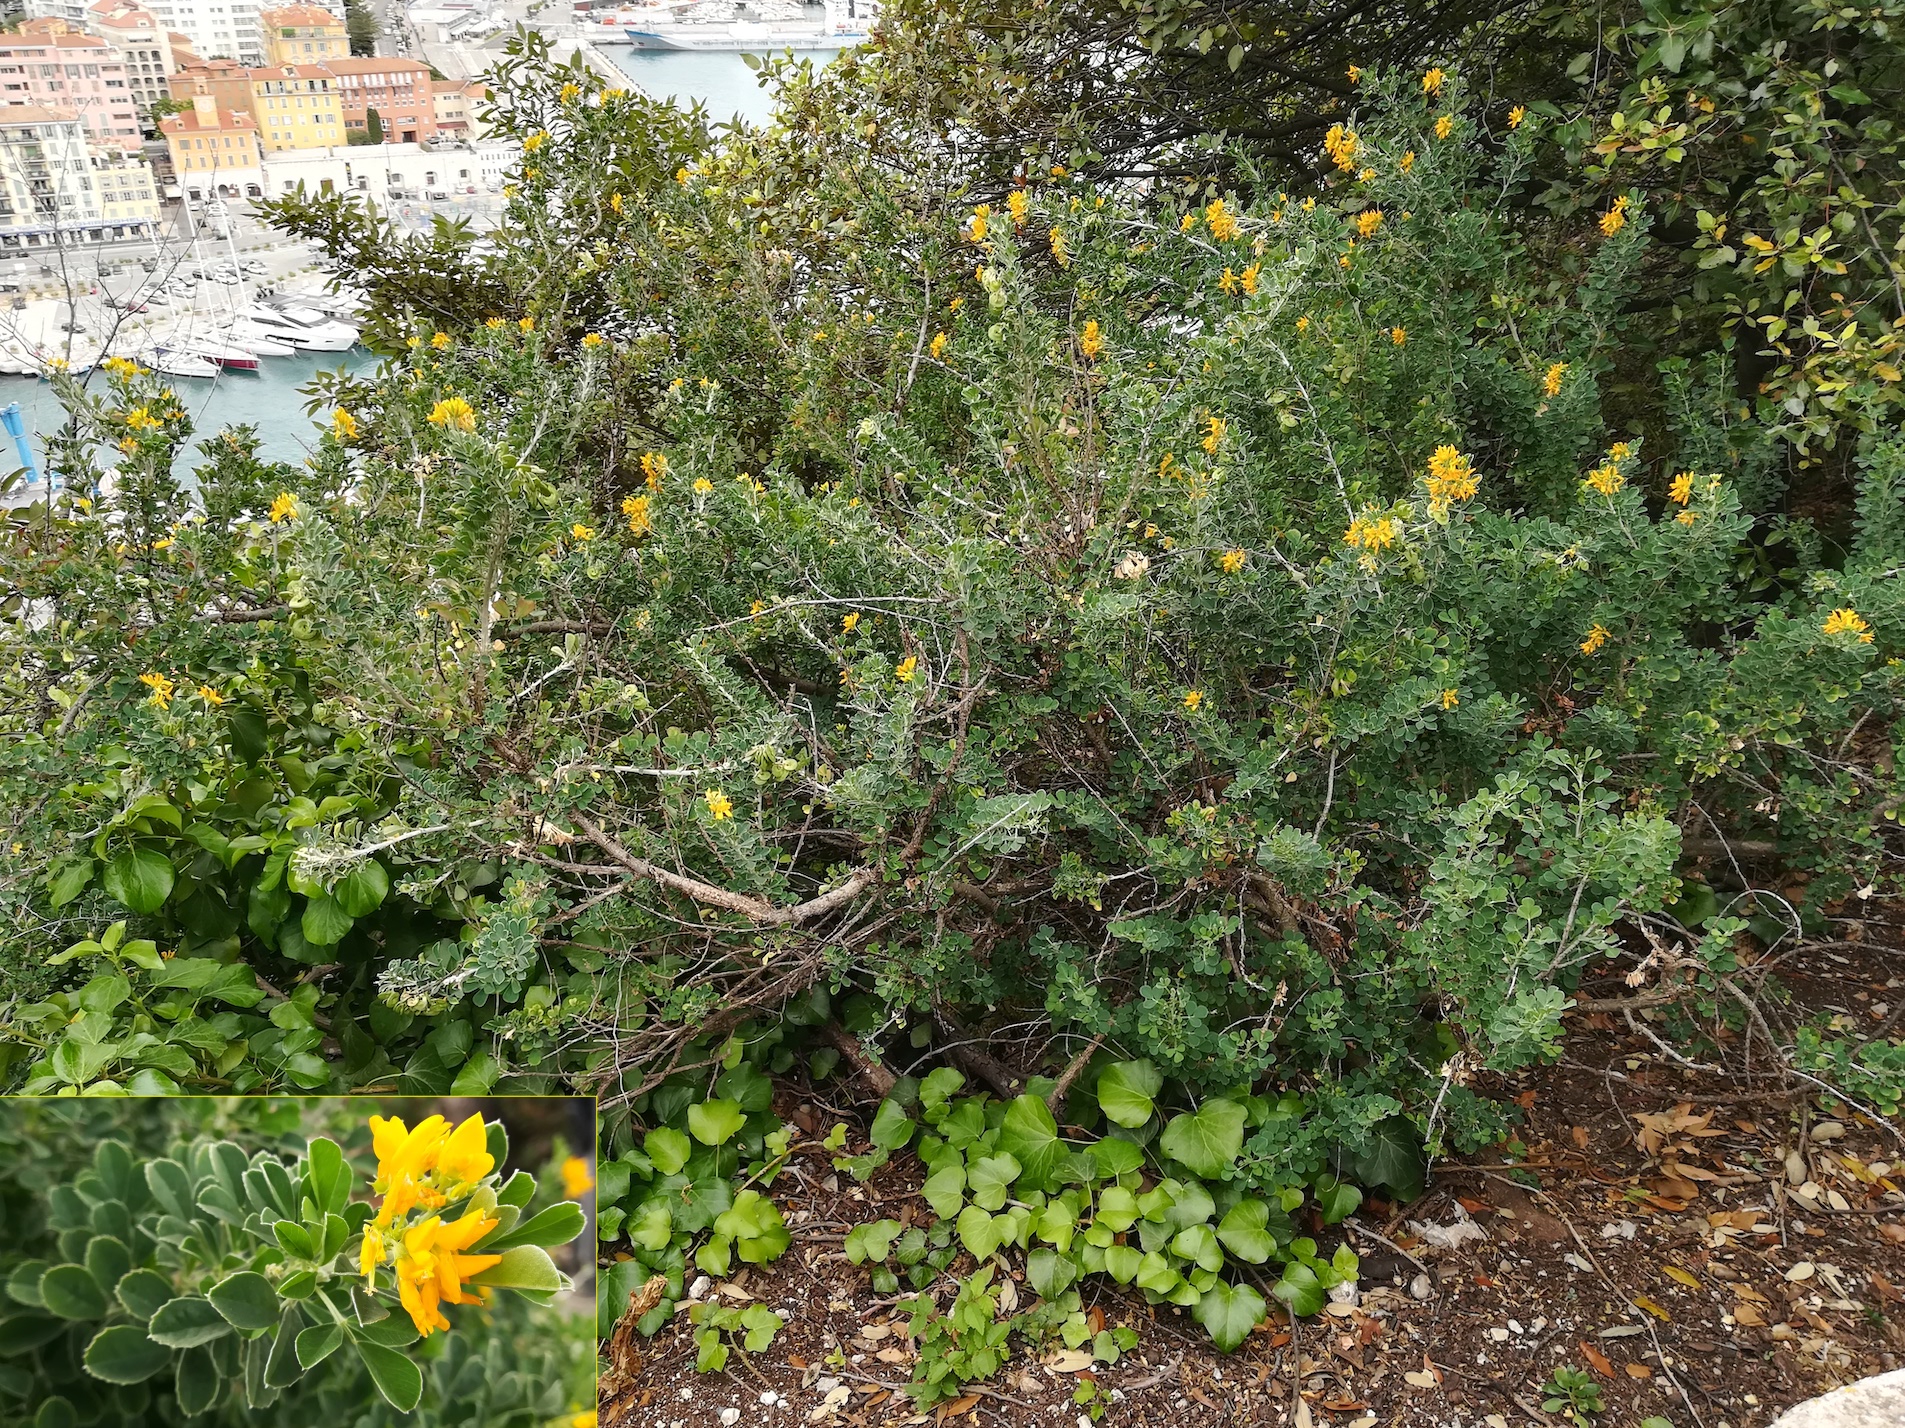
[601,944,1905,1428]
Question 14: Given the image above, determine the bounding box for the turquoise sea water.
[607,47,842,126]
[0,347,378,479]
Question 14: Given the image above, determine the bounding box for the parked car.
[425,188,449,200]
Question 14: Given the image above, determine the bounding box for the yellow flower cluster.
[561,1157,594,1199]
[268,492,299,523]
[428,397,476,432]
[571,523,595,543]
[1423,67,1446,94]
[895,655,919,683]
[1440,688,1459,709]
[1218,548,1247,573]
[1202,415,1226,454]
[1509,105,1527,129]
[1543,362,1567,397]
[641,451,668,490]
[1668,472,1693,505]
[705,789,734,820]
[1205,198,1240,241]
[140,671,175,707]
[125,407,163,432]
[1049,227,1070,266]
[1324,123,1358,171]
[1079,319,1104,360]
[1401,150,1416,173]
[361,1114,502,1336]
[1425,444,1478,516]
[1583,462,1624,497]
[968,204,991,242]
[1435,114,1455,140]
[1580,624,1609,655]
[1390,326,1407,346]
[1600,195,1630,237]
[1823,608,1873,642]
[1182,689,1203,711]
[622,494,652,535]
[1007,190,1028,227]
[332,408,359,439]
[581,333,606,349]
[930,331,950,359]
[1344,513,1399,558]
[102,356,144,379]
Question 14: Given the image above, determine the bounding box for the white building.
[259,138,509,196]
[0,104,160,247]
[86,1,184,120]
[108,0,338,65]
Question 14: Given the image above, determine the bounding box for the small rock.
[1409,1273,1433,1300]
[719,1410,742,1427]
[760,1390,779,1405]
[688,1275,712,1300]
[1488,1327,1510,1343]
[1809,1121,1846,1143]
[1786,1150,1809,1186]
[1771,1368,1905,1428]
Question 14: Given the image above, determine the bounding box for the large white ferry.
[597,0,875,49]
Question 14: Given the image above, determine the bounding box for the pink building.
[0,21,143,152]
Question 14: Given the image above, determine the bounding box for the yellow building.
[247,63,343,152]
[260,5,349,65]
[160,93,265,192]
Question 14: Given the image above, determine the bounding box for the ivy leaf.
[956,1204,1003,1261]
[1159,1099,1246,1178]
[1272,1262,1326,1317]
[966,1152,1022,1212]
[1095,1059,1162,1128]
[686,1098,746,1146]
[997,1094,1065,1191]
[843,1220,901,1265]
[1193,1280,1266,1352]
[102,849,173,914]
[645,1127,692,1175]
[922,1163,965,1219]
[1216,1198,1279,1264]
[1346,1117,1426,1202]
[300,894,353,947]
[334,861,390,917]
[1025,1247,1078,1300]
[1313,1175,1362,1225]
[868,1097,916,1152]
[1102,1244,1142,1283]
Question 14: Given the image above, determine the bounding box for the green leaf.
[997,1095,1065,1192]
[102,848,174,914]
[207,1273,278,1331]
[49,860,93,908]
[868,1097,916,1152]
[1216,1199,1279,1263]
[1159,1099,1246,1179]
[844,1220,900,1266]
[263,1306,302,1388]
[468,1244,563,1293]
[148,1296,232,1349]
[300,894,353,947]
[82,1325,170,1383]
[115,1269,174,1321]
[480,1200,586,1251]
[922,1163,965,1219]
[334,860,389,917]
[272,1221,315,1260]
[1346,1117,1426,1202]
[174,1346,219,1416]
[1103,1244,1142,1284]
[686,1098,745,1146]
[1025,1247,1078,1300]
[304,1137,351,1217]
[1193,1280,1266,1352]
[1095,1185,1139,1232]
[967,1152,1021,1211]
[39,1265,107,1320]
[294,1323,343,1370]
[1313,1175,1362,1225]
[1272,1262,1326,1317]
[356,1339,422,1412]
[84,1236,130,1293]
[1095,1059,1162,1128]
[956,1204,1003,1261]
[645,1126,692,1174]
[450,1048,500,1094]
[35,1397,76,1428]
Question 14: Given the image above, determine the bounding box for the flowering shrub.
[1,38,1902,1372]
[0,1109,584,1422]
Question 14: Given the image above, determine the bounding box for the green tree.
[345,0,377,57]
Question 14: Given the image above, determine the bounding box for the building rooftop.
[260,3,345,25]
[161,106,259,132]
[317,56,431,74]
[0,103,83,126]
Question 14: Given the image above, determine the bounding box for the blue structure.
[0,401,44,497]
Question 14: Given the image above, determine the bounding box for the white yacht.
[240,303,359,352]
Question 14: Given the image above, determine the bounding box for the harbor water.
[608,47,843,125]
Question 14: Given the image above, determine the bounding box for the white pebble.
[760,1391,779,1406]
[720,1409,742,1427]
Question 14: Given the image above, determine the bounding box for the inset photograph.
[0,1096,596,1426]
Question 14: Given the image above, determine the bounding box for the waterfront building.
[0,104,160,246]
[0,23,144,151]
